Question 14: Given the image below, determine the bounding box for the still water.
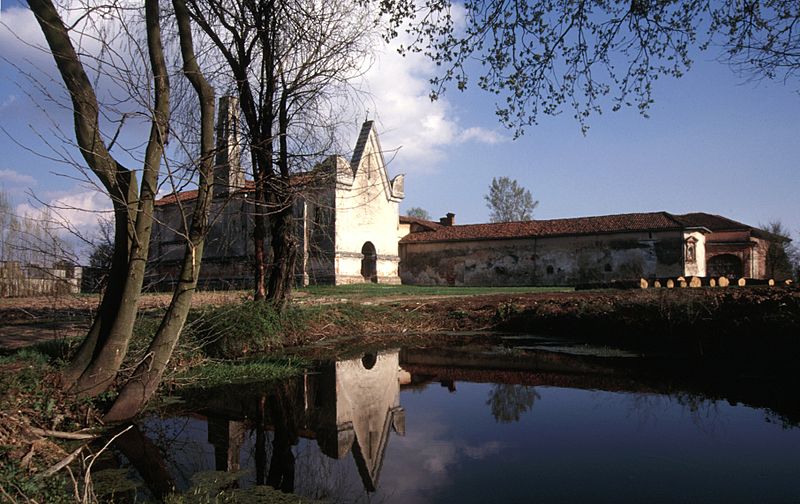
[120,345,800,503]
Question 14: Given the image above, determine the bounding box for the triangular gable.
[351,406,404,492]
[348,121,404,203]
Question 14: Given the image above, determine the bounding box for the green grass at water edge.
[178,356,306,388]
[190,301,310,358]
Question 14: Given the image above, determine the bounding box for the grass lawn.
[297,283,572,299]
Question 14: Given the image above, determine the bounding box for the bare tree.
[29,0,218,420]
[0,188,72,267]
[486,384,540,423]
[105,0,217,421]
[29,0,172,397]
[0,187,20,262]
[187,0,374,307]
[762,221,798,281]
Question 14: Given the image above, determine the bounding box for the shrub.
[192,301,308,358]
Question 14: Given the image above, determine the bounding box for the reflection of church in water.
[203,349,407,494]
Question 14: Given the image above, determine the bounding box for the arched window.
[361,241,378,283]
[361,353,377,370]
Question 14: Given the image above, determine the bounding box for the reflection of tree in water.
[486,385,540,423]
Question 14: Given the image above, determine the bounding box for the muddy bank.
[488,287,800,351]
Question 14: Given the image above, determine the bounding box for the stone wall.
[399,230,692,286]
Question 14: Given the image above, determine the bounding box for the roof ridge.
[441,210,672,227]
[350,120,374,169]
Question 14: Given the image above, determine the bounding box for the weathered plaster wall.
[747,237,769,278]
[303,185,337,285]
[148,121,404,288]
[400,230,690,286]
[333,350,402,478]
[148,195,260,289]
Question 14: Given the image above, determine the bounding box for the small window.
[604,263,613,272]
[546,265,554,275]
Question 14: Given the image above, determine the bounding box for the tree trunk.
[253,167,270,301]
[104,0,214,422]
[255,394,268,485]
[27,0,149,394]
[61,202,133,386]
[73,0,170,397]
[266,87,295,308]
[266,385,298,492]
[266,204,297,308]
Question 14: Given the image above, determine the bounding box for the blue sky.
[1,1,798,251]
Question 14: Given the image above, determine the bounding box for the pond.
[112,341,800,503]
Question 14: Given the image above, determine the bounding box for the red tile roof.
[672,212,749,231]
[155,175,323,207]
[400,211,690,243]
[156,180,257,207]
[674,212,785,241]
[155,188,200,207]
[400,211,783,244]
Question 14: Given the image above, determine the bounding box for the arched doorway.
[707,254,743,279]
[361,241,378,283]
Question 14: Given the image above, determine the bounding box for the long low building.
[145,97,785,290]
[398,211,781,286]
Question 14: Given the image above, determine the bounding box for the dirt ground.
[0,291,247,349]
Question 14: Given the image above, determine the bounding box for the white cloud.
[459,127,505,145]
[0,3,122,65]
[379,406,506,503]
[0,5,53,70]
[362,36,506,173]
[0,95,16,109]
[0,168,36,187]
[15,187,110,237]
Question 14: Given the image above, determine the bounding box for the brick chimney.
[439,212,455,226]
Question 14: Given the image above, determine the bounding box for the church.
[147,98,783,290]
[147,97,405,289]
